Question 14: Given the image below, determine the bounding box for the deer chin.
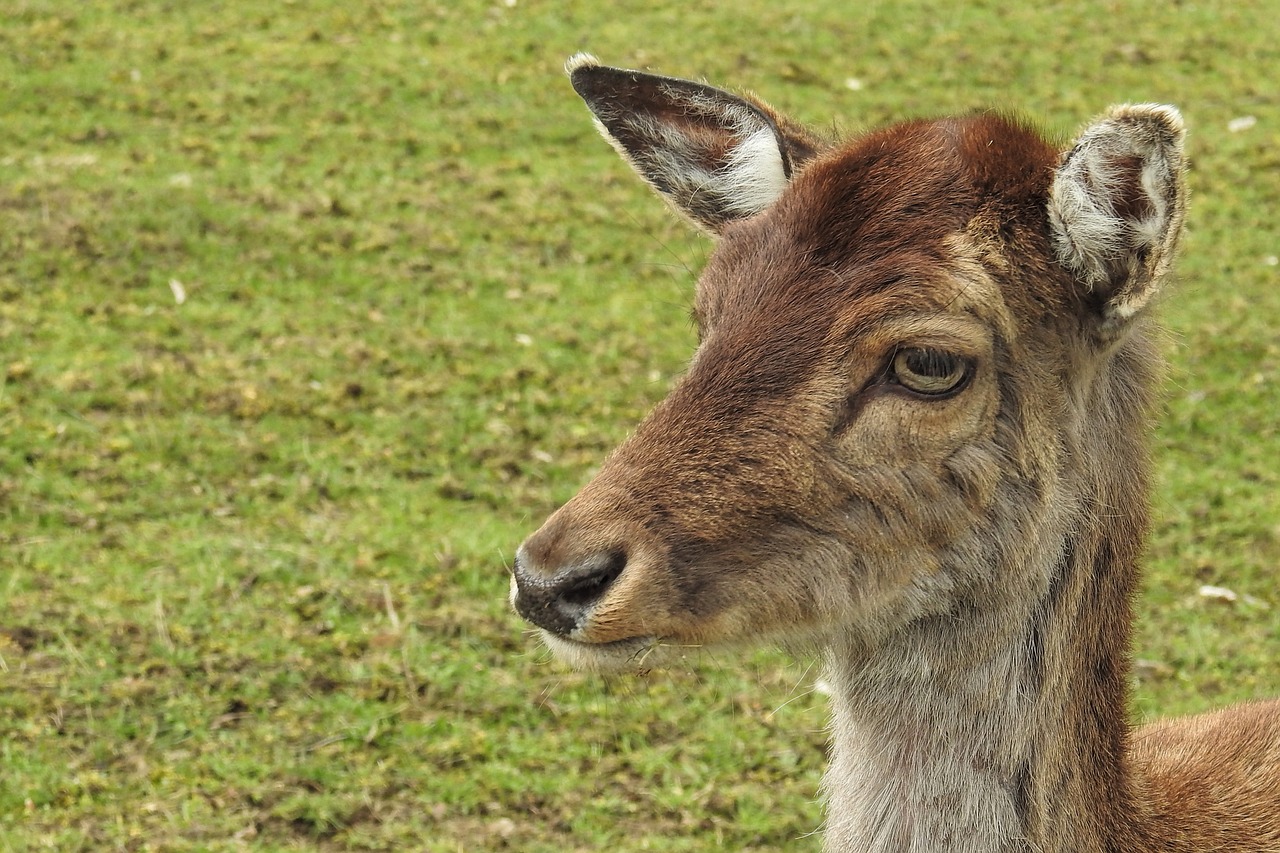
[538,631,665,673]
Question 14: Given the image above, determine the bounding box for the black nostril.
[513,549,627,637]
[558,551,626,606]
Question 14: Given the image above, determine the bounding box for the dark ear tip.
[566,53,617,101]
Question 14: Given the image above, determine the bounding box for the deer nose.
[511,548,627,637]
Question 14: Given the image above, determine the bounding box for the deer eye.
[891,348,972,396]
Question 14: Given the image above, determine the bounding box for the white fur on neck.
[821,630,1036,853]
[817,498,1080,853]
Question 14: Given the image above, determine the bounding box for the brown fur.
[511,58,1280,851]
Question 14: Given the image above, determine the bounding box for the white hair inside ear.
[1048,104,1186,328]
[719,124,790,218]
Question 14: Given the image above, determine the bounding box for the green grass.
[1,0,1277,850]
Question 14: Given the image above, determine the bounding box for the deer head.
[511,55,1186,675]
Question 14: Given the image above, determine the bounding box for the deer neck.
[821,494,1148,852]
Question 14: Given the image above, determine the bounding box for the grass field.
[1,1,1277,850]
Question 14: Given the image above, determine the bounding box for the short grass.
[1,0,1277,850]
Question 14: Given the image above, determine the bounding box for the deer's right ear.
[567,54,821,236]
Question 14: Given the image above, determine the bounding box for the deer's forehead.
[696,115,1055,345]
[695,219,951,335]
[696,229,1012,355]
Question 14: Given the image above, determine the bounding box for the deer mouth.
[538,630,661,673]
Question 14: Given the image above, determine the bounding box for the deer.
[509,54,1280,852]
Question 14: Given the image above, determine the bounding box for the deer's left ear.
[1048,104,1187,334]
